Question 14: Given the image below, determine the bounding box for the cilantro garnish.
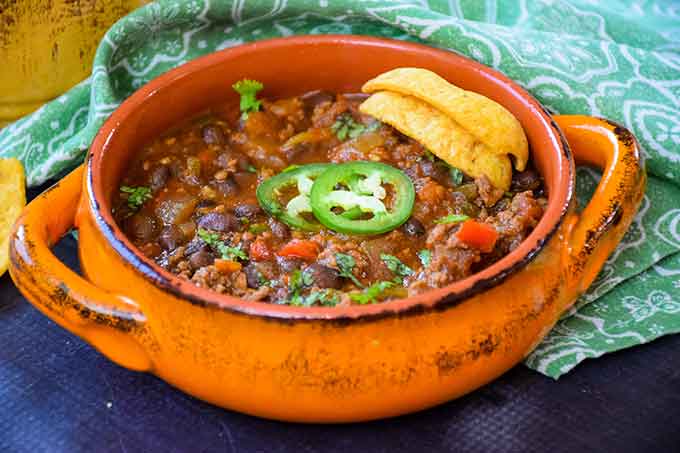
[335,252,364,287]
[219,245,248,261]
[197,228,248,261]
[289,289,340,307]
[287,269,316,305]
[434,214,470,225]
[417,249,432,267]
[450,167,464,186]
[232,79,264,120]
[331,114,368,141]
[120,186,152,211]
[247,164,257,173]
[350,281,394,305]
[380,254,413,281]
[317,290,341,307]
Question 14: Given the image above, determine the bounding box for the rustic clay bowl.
[9,35,645,422]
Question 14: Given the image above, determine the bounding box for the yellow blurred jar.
[0,0,148,127]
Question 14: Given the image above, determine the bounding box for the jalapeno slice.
[310,161,415,235]
[256,163,330,231]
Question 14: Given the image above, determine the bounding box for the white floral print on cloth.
[1,0,679,379]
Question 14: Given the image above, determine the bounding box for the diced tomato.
[214,259,242,273]
[249,239,272,261]
[455,220,498,253]
[276,239,320,261]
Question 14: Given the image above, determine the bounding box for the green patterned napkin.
[2,0,679,378]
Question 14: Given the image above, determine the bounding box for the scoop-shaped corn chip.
[0,158,26,277]
[359,91,512,191]
[362,67,528,171]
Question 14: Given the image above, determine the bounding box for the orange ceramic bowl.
[9,36,645,422]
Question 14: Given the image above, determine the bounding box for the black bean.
[215,152,251,171]
[125,214,159,243]
[419,160,449,185]
[149,165,170,191]
[489,198,510,215]
[272,287,289,303]
[189,250,213,270]
[211,178,238,197]
[184,238,210,256]
[277,257,302,273]
[269,219,290,240]
[233,203,262,219]
[304,263,342,289]
[534,186,547,198]
[159,225,184,250]
[202,125,225,145]
[243,264,263,289]
[196,199,217,209]
[511,169,541,192]
[401,217,425,236]
[300,90,334,115]
[196,212,238,232]
[403,166,418,182]
[216,152,232,169]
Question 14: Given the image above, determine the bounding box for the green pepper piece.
[256,163,330,231]
[309,161,415,235]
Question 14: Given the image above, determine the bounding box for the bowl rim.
[87,35,574,322]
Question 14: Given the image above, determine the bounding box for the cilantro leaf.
[300,289,340,307]
[434,214,470,225]
[380,254,413,281]
[120,186,152,210]
[335,252,364,287]
[350,281,394,305]
[232,79,264,120]
[450,167,464,186]
[197,228,247,261]
[331,114,367,141]
[287,269,317,306]
[217,244,248,261]
[318,290,341,307]
[197,229,220,246]
[288,269,304,293]
[417,249,432,267]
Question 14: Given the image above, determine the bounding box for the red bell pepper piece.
[455,220,498,253]
[276,239,319,261]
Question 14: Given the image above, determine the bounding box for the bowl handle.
[8,165,152,371]
[554,115,646,295]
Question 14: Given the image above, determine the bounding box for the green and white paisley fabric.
[1,0,679,378]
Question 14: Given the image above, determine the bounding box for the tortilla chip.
[362,67,528,171]
[359,91,512,191]
[0,158,26,277]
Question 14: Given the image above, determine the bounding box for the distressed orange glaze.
[9,36,645,422]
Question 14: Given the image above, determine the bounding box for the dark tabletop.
[1,187,679,453]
